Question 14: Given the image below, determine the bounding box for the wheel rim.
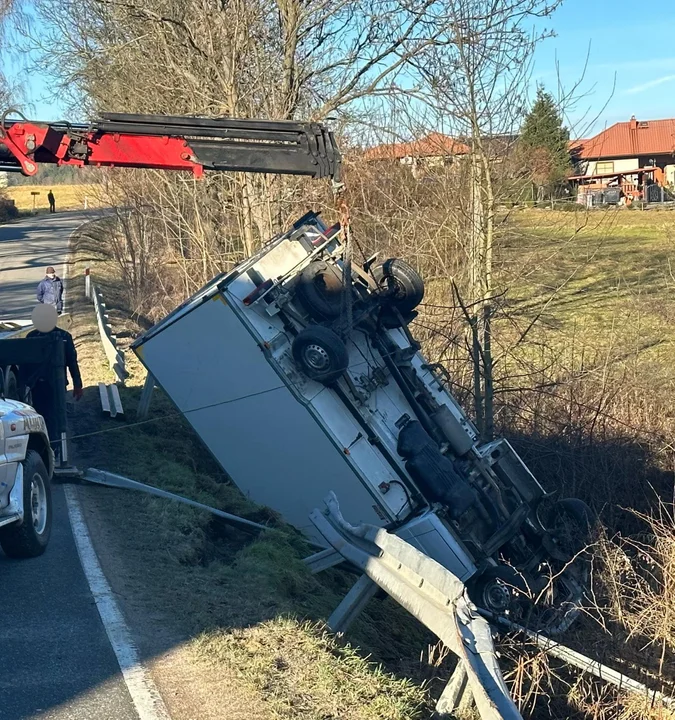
[303,344,330,372]
[483,580,512,613]
[30,472,48,536]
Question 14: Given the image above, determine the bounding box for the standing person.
[47,189,55,213]
[37,266,64,315]
[24,305,83,463]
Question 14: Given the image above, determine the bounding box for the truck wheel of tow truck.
[4,368,18,400]
[292,326,349,384]
[371,259,425,318]
[0,450,52,558]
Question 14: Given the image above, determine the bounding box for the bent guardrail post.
[328,574,379,634]
[309,491,523,720]
[136,372,156,419]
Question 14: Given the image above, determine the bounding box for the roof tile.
[576,118,675,159]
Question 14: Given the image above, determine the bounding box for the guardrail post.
[85,267,91,300]
[434,662,470,718]
[327,574,379,634]
[137,373,155,418]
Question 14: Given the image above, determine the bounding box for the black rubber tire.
[371,259,425,315]
[547,498,595,557]
[295,261,349,321]
[292,325,349,384]
[4,368,18,400]
[0,450,52,558]
[468,565,528,614]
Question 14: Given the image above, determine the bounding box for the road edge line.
[64,484,172,720]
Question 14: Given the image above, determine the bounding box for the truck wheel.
[547,498,594,557]
[295,261,349,321]
[468,565,528,615]
[4,369,18,400]
[371,259,425,315]
[292,326,349,384]
[0,450,52,558]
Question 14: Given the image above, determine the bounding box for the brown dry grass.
[5,184,102,212]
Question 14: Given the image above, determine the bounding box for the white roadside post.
[85,267,91,301]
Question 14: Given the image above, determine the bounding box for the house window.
[596,161,614,174]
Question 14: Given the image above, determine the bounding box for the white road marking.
[64,485,172,720]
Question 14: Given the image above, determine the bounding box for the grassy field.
[494,207,675,389]
[505,207,674,325]
[4,184,102,212]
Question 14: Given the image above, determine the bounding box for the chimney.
[629,116,638,154]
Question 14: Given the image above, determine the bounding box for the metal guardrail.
[85,269,127,384]
[309,492,522,720]
[307,493,675,717]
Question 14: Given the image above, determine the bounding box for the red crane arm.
[0,112,342,181]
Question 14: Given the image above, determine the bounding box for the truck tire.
[295,261,348,321]
[292,325,349,384]
[547,498,594,557]
[4,368,18,400]
[0,450,52,558]
[468,565,528,615]
[371,259,425,315]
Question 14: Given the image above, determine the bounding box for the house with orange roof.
[363,132,471,176]
[572,116,675,187]
[364,132,471,162]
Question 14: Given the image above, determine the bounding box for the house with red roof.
[364,132,471,162]
[363,133,471,176]
[572,116,675,187]
[363,132,517,178]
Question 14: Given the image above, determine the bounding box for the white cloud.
[623,74,675,95]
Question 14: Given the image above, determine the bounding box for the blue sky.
[532,0,675,136]
[5,0,675,138]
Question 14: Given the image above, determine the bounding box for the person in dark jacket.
[37,266,64,314]
[25,305,83,461]
[47,189,55,213]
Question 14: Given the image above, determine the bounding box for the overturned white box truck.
[132,211,592,633]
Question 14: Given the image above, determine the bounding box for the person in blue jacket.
[37,266,64,315]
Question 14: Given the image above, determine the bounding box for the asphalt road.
[0,211,88,321]
[0,211,139,720]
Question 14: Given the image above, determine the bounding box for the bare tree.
[399,0,561,438]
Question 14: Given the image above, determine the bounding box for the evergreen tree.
[520,88,571,194]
